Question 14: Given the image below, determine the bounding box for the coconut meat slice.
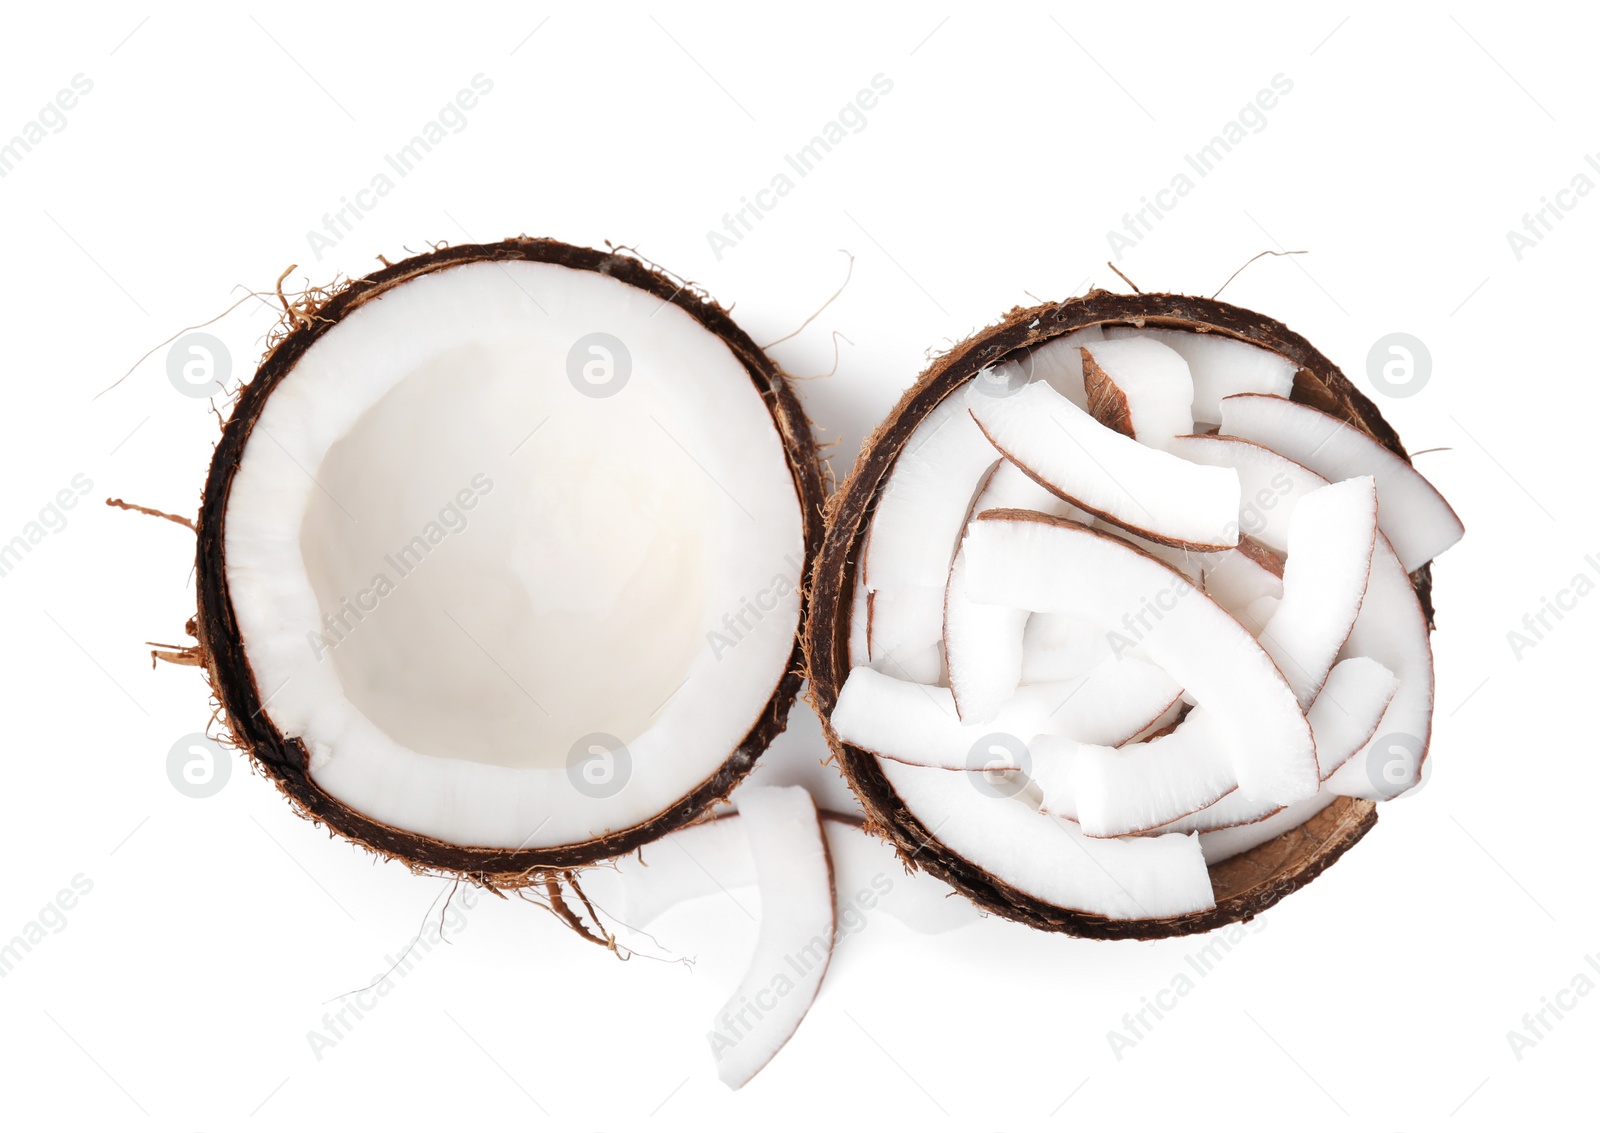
[876,757,1215,919]
[1256,476,1379,707]
[1324,536,1435,799]
[1219,393,1465,571]
[1104,325,1297,423]
[964,379,1241,549]
[1031,707,1238,837]
[1308,656,1398,780]
[709,786,834,1090]
[943,548,1027,723]
[944,460,1091,721]
[863,391,998,590]
[962,511,1319,804]
[602,810,978,937]
[1080,339,1195,449]
[222,259,803,849]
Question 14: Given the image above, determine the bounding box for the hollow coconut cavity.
[195,239,825,882]
[807,290,1462,940]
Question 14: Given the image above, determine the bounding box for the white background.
[0,2,1593,1129]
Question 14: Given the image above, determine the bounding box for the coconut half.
[194,239,824,880]
[807,290,1453,939]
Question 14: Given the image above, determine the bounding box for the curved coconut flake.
[1031,707,1238,837]
[945,460,1092,722]
[1020,612,1115,683]
[962,511,1319,805]
[1257,476,1379,708]
[876,757,1215,919]
[1080,339,1195,449]
[1324,536,1435,799]
[1104,326,1297,423]
[604,811,978,937]
[1309,656,1398,780]
[831,664,1180,772]
[964,379,1241,550]
[710,786,834,1090]
[1197,785,1340,866]
[1166,433,1327,552]
[1219,393,1464,572]
[863,391,998,590]
[1018,324,1104,407]
[944,550,1027,723]
[1044,655,1184,745]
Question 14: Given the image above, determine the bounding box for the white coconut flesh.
[222,260,804,849]
[944,459,1091,722]
[1255,476,1379,708]
[963,514,1319,805]
[1219,393,1465,572]
[708,786,834,1090]
[598,810,977,937]
[832,665,1182,773]
[829,322,1460,915]
[965,374,1242,549]
[1103,323,1298,422]
[1080,338,1195,449]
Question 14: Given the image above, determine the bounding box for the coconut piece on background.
[863,392,998,590]
[1031,707,1238,837]
[1324,536,1435,799]
[875,757,1215,919]
[1219,393,1464,571]
[1256,476,1379,707]
[1104,325,1297,422]
[965,380,1241,550]
[1080,338,1195,449]
[962,510,1319,805]
[709,786,835,1090]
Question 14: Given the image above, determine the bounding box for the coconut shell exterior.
[195,238,827,887]
[806,291,1435,940]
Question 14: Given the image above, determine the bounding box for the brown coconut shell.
[805,290,1437,940]
[195,238,827,888]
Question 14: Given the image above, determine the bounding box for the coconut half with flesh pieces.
[194,240,824,881]
[807,290,1454,939]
